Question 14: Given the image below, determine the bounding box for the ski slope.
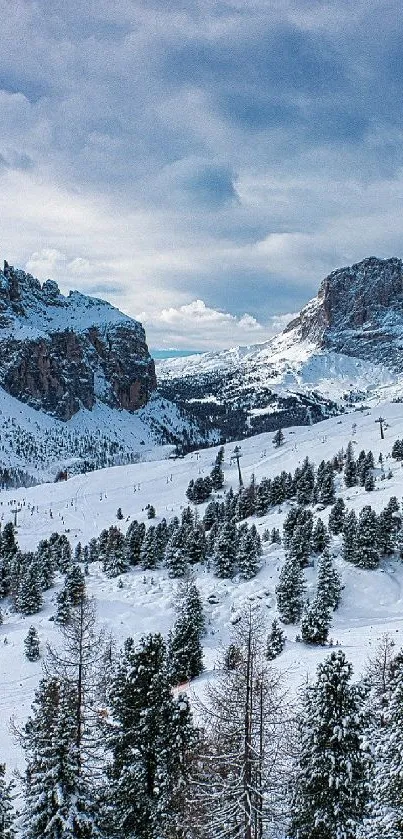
[3,399,403,779]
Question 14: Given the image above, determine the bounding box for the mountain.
[157,257,403,440]
[0,261,157,420]
[0,261,212,484]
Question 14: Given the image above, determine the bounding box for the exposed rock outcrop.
[286,256,403,368]
[0,261,156,420]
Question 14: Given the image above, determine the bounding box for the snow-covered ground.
[3,399,403,776]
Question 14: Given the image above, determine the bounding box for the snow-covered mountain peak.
[0,261,135,341]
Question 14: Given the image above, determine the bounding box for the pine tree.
[147,504,156,519]
[21,675,100,839]
[0,763,15,839]
[0,522,17,597]
[311,518,330,554]
[213,521,237,578]
[342,509,358,564]
[328,497,346,535]
[55,587,72,625]
[35,540,55,591]
[356,506,380,569]
[266,618,286,660]
[210,460,224,491]
[140,526,159,570]
[317,550,342,610]
[24,626,40,662]
[186,523,207,565]
[16,562,43,616]
[237,525,261,580]
[273,427,284,447]
[290,650,368,839]
[105,633,196,839]
[168,582,205,683]
[296,458,315,506]
[276,555,305,624]
[124,520,145,566]
[301,595,331,645]
[65,564,85,606]
[361,650,403,838]
[102,526,128,577]
[344,441,358,487]
[255,478,272,516]
[318,464,336,506]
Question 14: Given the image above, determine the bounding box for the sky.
[1,0,403,351]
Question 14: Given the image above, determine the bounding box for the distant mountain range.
[157,257,403,441]
[2,255,403,484]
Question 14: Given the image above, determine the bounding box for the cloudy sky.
[1,0,403,350]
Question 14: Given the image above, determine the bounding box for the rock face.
[0,262,157,420]
[286,256,403,368]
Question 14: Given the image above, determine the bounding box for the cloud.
[138,298,292,350]
[0,1,403,349]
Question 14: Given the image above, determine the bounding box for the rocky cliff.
[286,256,403,368]
[0,261,157,420]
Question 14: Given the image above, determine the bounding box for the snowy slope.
[3,399,403,777]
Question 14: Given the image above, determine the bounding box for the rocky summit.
[287,256,403,368]
[0,261,157,420]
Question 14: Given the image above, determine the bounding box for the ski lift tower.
[375,417,385,440]
[231,445,244,488]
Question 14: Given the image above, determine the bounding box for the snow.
[2,399,403,779]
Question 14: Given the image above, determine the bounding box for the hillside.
[157,257,403,440]
[2,397,403,782]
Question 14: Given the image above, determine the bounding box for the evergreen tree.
[168,582,205,683]
[146,504,156,520]
[311,518,330,554]
[35,540,55,591]
[301,595,331,645]
[210,460,224,491]
[140,526,159,570]
[266,618,286,660]
[362,650,403,838]
[237,525,262,580]
[392,439,403,460]
[342,509,358,565]
[55,587,72,625]
[356,506,380,569]
[328,497,346,535]
[16,562,43,616]
[271,527,281,544]
[213,521,237,578]
[276,555,305,624]
[102,526,128,578]
[21,675,100,839]
[0,763,15,839]
[124,520,145,566]
[317,550,342,610]
[0,522,17,597]
[290,650,368,839]
[377,506,396,556]
[364,472,375,492]
[317,463,336,506]
[186,523,207,565]
[65,564,85,606]
[255,478,272,516]
[105,633,196,839]
[273,427,284,447]
[24,626,40,662]
[344,441,358,488]
[296,458,315,506]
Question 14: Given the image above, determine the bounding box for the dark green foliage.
[49,533,72,573]
[342,510,358,564]
[0,763,15,839]
[116,507,124,521]
[186,477,213,503]
[356,506,380,569]
[16,561,43,616]
[311,519,330,554]
[210,461,224,490]
[106,633,196,839]
[24,626,40,662]
[35,540,55,591]
[213,521,238,578]
[273,428,284,447]
[146,504,156,519]
[266,619,286,660]
[317,551,342,610]
[271,527,281,544]
[328,498,346,535]
[344,441,358,488]
[255,478,272,516]
[301,596,331,645]
[124,520,145,566]
[237,524,262,580]
[295,458,315,506]
[186,524,207,565]
[276,555,305,624]
[101,526,128,578]
[290,650,367,839]
[235,476,256,520]
[65,564,85,606]
[168,582,205,683]
[392,438,403,460]
[140,526,159,570]
[316,460,336,506]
